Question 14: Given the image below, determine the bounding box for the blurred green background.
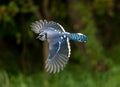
[0,0,120,87]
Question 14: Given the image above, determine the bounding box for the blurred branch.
[42,0,50,69]
[27,0,49,71]
[43,0,51,19]
[28,0,42,19]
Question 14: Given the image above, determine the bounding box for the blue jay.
[30,20,87,73]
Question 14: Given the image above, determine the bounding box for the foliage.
[0,66,120,87]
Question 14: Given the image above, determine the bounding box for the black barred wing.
[30,20,65,34]
[45,37,71,73]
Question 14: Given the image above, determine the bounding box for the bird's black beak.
[36,35,40,39]
[36,35,43,39]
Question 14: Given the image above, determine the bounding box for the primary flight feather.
[30,20,87,73]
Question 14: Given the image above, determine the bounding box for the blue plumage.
[30,20,87,73]
[66,33,87,42]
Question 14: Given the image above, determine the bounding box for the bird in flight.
[30,20,87,73]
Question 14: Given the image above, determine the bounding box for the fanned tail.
[66,33,87,42]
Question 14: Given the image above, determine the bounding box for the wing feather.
[45,37,71,73]
[30,20,65,34]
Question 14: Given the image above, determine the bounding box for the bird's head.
[36,32,47,41]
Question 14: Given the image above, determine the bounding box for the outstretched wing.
[45,37,71,73]
[30,20,65,34]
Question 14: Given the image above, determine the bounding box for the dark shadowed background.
[0,0,120,87]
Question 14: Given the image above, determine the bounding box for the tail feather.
[66,33,87,42]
